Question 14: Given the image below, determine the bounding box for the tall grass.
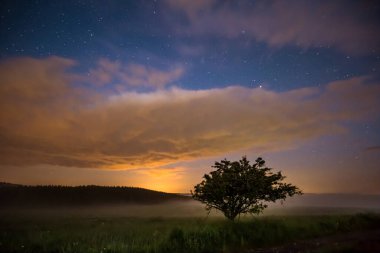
[1,213,379,253]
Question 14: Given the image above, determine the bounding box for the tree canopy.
[192,156,302,220]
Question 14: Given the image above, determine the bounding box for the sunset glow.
[0,0,379,194]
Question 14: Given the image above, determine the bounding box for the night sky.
[1,0,379,193]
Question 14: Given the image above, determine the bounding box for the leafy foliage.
[192,156,302,220]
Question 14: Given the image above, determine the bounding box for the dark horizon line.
[1,181,379,196]
[0,181,180,194]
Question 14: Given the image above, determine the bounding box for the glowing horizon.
[0,1,379,194]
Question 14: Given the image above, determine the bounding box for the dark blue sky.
[0,0,379,193]
[1,0,379,90]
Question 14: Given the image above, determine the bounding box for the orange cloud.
[0,57,379,170]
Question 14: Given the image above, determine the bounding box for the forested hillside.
[0,183,189,207]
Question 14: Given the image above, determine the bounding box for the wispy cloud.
[88,58,184,89]
[165,0,216,18]
[365,146,380,152]
[0,57,379,170]
[166,0,380,55]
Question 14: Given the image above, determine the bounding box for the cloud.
[0,57,379,170]
[165,0,216,18]
[365,146,380,152]
[88,59,184,89]
[166,0,380,54]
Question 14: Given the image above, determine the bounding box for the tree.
[192,156,302,221]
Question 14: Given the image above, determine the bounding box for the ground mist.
[1,203,380,253]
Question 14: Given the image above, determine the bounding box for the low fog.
[1,193,379,219]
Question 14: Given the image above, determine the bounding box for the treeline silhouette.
[0,182,189,207]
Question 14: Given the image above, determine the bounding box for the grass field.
[1,207,380,253]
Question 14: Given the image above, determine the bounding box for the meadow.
[1,205,380,253]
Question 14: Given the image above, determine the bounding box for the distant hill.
[0,183,190,207]
[0,182,22,187]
